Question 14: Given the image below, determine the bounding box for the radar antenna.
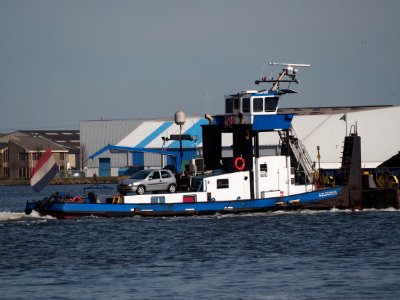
[255,62,311,91]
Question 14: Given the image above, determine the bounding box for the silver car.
[117,169,177,195]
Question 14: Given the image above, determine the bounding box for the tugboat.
[25,63,361,218]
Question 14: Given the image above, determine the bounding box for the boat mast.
[255,62,311,91]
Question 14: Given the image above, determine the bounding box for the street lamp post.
[161,111,198,174]
[175,111,186,172]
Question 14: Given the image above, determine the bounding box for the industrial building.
[82,105,400,178]
[80,119,145,177]
[0,133,69,179]
[82,117,207,177]
[288,105,400,170]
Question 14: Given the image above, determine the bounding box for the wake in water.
[158,207,400,222]
[1,207,398,223]
[217,207,397,218]
[0,210,54,222]
[0,211,26,221]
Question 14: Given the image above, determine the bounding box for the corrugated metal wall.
[144,152,167,168]
[80,119,142,174]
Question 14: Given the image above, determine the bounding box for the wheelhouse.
[225,91,280,124]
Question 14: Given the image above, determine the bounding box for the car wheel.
[167,184,176,193]
[136,185,146,195]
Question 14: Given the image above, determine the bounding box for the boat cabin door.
[225,97,242,124]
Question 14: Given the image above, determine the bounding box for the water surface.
[1,185,400,299]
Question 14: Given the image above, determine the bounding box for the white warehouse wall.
[292,106,400,169]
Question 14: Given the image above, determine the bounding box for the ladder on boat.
[279,126,315,183]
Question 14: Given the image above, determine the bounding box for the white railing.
[281,127,315,182]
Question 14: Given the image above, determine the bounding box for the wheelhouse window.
[217,178,229,189]
[265,97,279,112]
[242,98,250,113]
[253,97,263,112]
[225,98,234,114]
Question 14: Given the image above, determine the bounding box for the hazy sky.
[1,0,399,132]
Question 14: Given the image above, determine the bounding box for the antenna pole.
[255,62,311,90]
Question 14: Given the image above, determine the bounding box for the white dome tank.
[175,111,186,125]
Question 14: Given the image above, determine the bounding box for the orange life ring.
[234,156,246,171]
[224,115,234,127]
[72,196,83,203]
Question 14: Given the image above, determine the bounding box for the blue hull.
[25,186,347,219]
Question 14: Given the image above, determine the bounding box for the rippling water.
[1,185,400,299]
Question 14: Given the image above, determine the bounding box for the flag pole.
[340,113,348,136]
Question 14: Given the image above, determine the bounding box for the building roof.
[0,131,28,143]
[9,135,67,152]
[278,105,393,116]
[21,130,80,153]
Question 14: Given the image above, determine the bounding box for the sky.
[0,0,399,132]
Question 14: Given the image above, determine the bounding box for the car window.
[151,171,160,179]
[161,171,171,178]
[131,170,151,179]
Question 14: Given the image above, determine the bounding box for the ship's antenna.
[255,62,311,91]
[260,61,267,78]
[257,61,273,89]
[256,62,267,89]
